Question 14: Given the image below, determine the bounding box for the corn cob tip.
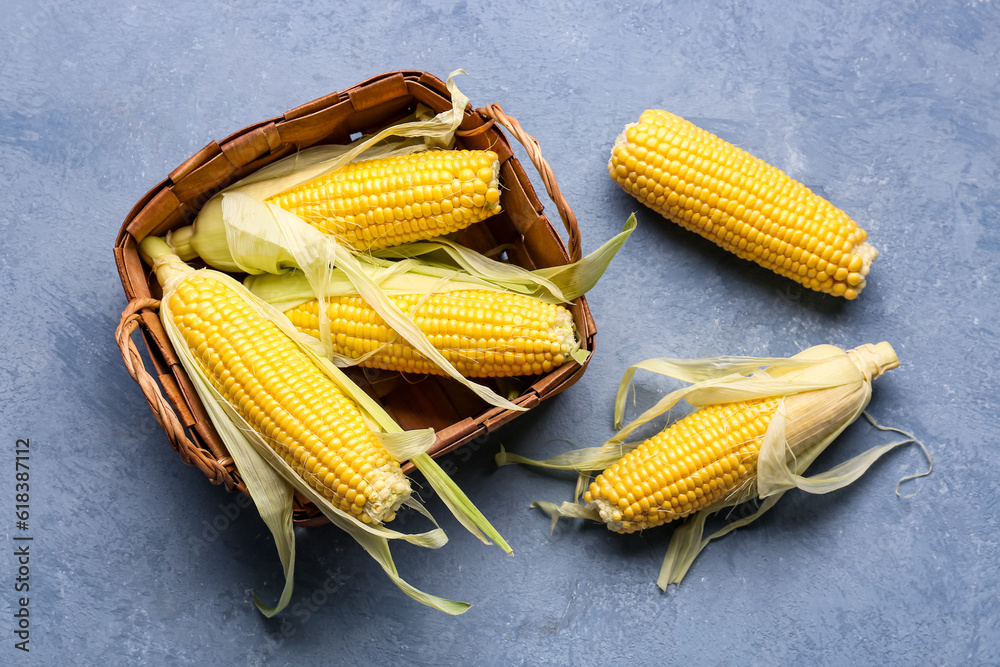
[849,342,898,381]
[553,307,578,351]
[164,224,199,262]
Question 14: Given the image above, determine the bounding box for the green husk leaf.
[756,386,864,498]
[410,453,513,554]
[531,500,601,532]
[341,522,470,615]
[757,392,931,499]
[159,274,297,616]
[531,213,638,300]
[611,346,860,435]
[375,428,437,462]
[494,443,638,472]
[151,260,474,613]
[656,494,784,590]
[372,213,637,303]
[373,237,568,301]
[244,263,502,312]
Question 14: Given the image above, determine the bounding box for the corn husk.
[496,343,931,589]
[141,237,511,616]
[246,213,636,311]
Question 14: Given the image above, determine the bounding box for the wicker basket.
[114,70,595,524]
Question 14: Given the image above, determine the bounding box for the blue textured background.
[2,1,997,664]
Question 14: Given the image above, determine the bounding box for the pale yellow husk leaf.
[143,237,509,614]
[222,193,523,411]
[240,214,636,373]
[245,213,636,312]
[498,343,931,589]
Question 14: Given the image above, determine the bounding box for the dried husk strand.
[497,343,931,589]
[139,236,511,616]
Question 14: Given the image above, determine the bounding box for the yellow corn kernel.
[283,290,578,378]
[268,149,503,251]
[583,397,782,534]
[609,110,877,299]
[167,274,410,524]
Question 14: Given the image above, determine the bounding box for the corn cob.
[267,148,502,251]
[609,110,877,299]
[144,243,410,524]
[283,290,578,378]
[585,396,779,532]
[583,343,898,534]
[167,148,504,271]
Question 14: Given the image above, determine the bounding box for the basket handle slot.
[479,103,583,263]
[115,298,238,491]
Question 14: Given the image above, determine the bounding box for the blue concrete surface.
[2,1,998,664]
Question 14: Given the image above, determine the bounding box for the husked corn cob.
[583,342,899,534]
[584,397,781,533]
[267,149,503,251]
[166,272,410,524]
[283,290,578,377]
[610,110,877,299]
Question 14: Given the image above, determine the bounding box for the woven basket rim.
[113,70,596,525]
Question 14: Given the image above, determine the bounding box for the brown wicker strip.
[115,299,240,492]
[481,104,582,262]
